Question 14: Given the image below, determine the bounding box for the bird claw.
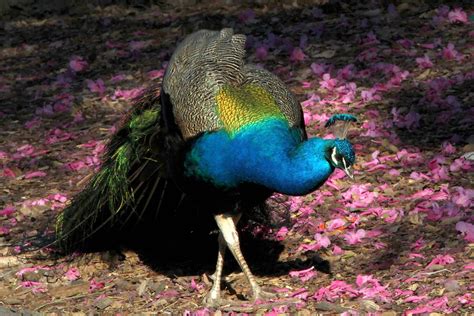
[252,287,277,302]
[203,294,236,308]
[203,294,220,308]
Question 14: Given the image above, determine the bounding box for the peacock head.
[324,113,357,179]
[326,139,356,179]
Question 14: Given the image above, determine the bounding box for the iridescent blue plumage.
[185,118,355,195]
[333,139,356,165]
[325,113,358,127]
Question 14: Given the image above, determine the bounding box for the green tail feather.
[56,89,162,252]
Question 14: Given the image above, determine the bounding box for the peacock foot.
[252,286,277,302]
[203,289,221,307]
[203,292,236,308]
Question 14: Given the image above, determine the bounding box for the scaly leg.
[204,232,227,307]
[214,213,275,302]
[204,213,242,306]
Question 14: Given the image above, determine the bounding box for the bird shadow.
[119,207,332,279]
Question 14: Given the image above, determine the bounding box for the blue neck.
[184,119,335,196]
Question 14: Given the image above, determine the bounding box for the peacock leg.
[214,213,275,302]
[204,232,227,307]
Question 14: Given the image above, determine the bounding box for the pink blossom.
[25,118,41,129]
[361,88,381,102]
[290,47,306,62]
[355,275,391,302]
[190,278,204,292]
[343,229,366,245]
[427,254,455,267]
[69,56,88,72]
[89,279,105,292]
[0,226,10,235]
[313,280,358,302]
[49,193,67,203]
[415,55,433,68]
[326,218,346,231]
[442,43,461,60]
[110,74,126,83]
[73,111,84,123]
[410,237,426,250]
[458,293,472,305]
[301,93,320,107]
[275,226,288,241]
[147,69,165,80]
[156,289,179,299]
[357,47,378,62]
[291,288,309,301]
[404,295,428,303]
[342,184,375,208]
[314,233,331,248]
[0,205,15,217]
[319,73,338,91]
[397,39,413,49]
[24,171,47,179]
[86,79,106,96]
[65,267,80,281]
[441,141,456,154]
[129,40,152,51]
[21,281,47,293]
[408,253,425,259]
[410,188,434,199]
[337,64,355,80]
[289,266,316,282]
[449,158,471,172]
[464,263,474,270]
[361,120,385,137]
[355,274,375,287]
[451,186,473,208]
[17,266,51,277]
[410,171,431,181]
[310,63,327,76]
[455,221,474,242]
[448,8,468,24]
[45,128,74,144]
[336,82,357,103]
[301,81,311,89]
[332,245,344,255]
[113,87,144,100]
[65,161,87,171]
[392,108,420,130]
[184,308,210,316]
[388,169,400,176]
[3,168,16,178]
[428,158,450,181]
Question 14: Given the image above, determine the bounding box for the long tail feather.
[55,87,174,252]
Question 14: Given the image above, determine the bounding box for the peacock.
[56,28,357,306]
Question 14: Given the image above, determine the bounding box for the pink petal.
[69,56,88,72]
[289,267,316,282]
[275,226,288,241]
[65,267,80,281]
[0,206,15,217]
[24,171,47,179]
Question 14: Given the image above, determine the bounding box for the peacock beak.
[344,166,354,179]
[341,158,353,179]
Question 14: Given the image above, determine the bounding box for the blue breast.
[184,119,334,195]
